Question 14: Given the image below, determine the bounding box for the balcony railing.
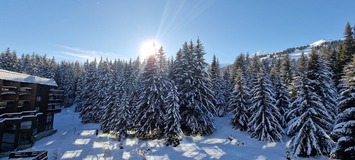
[1,91,16,95]
[0,111,42,123]
[1,85,17,89]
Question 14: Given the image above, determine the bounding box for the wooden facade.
[0,69,62,152]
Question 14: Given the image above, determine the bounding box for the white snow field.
[3,105,330,160]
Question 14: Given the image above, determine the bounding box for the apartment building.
[0,69,62,152]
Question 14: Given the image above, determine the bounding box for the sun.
[140,40,161,59]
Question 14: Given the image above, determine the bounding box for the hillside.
[257,39,342,60]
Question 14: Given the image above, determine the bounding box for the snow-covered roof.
[0,69,57,87]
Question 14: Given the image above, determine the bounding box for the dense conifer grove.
[1,23,355,159]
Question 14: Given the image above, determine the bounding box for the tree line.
[0,23,354,159]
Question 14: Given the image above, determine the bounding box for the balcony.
[1,91,16,95]
[0,110,42,123]
[19,87,32,96]
[20,87,32,91]
[18,100,30,108]
[1,85,17,89]
[0,100,16,109]
[1,86,17,95]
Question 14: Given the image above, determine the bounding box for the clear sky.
[1,0,355,64]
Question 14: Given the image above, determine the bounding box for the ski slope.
[3,105,330,160]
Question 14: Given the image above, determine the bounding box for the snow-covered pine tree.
[339,22,355,69]
[80,59,99,122]
[0,48,18,72]
[331,55,355,159]
[221,67,234,113]
[280,53,293,87]
[287,75,334,157]
[113,90,132,141]
[287,51,335,157]
[296,52,308,78]
[307,49,337,120]
[73,61,83,86]
[75,61,88,110]
[194,39,216,116]
[91,58,112,122]
[174,40,215,136]
[322,45,341,90]
[270,60,290,128]
[156,46,168,74]
[135,55,167,139]
[249,54,260,83]
[127,59,142,129]
[100,68,120,133]
[229,66,250,131]
[30,53,40,76]
[248,66,283,142]
[124,58,141,96]
[232,53,246,82]
[55,61,76,107]
[164,83,182,147]
[209,55,226,116]
[18,54,32,74]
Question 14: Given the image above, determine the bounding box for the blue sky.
[1,0,354,64]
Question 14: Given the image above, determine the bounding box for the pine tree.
[0,48,18,71]
[249,54,260,82]
[164,83,182,147]
[270,61,290,128]
[287,75,333,157]
[75,61,88,110]
[307,50,337,120]
[80,59,99,122]
[174,39,215,136]
[209,55,226,116]
[331,55,355,159]
[229,66,250,131]
[232,53,246,81]
[113,90,132,141]
[135,55,167,139]
[287,51,335,157]
[221,67,234,113]
[18,54,32,74]
[100,69,120,133]
[322,45,341,89]
[55,61,76,107]
[92,58,112,122]
[289,52,308,98]
[248,67,283,142]
[156,46,168,73]
[280,53,293,87]
[339,22,355,68]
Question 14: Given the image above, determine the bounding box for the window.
[45,124,52,130]
[32,119,38,135]
[5,124,16,130]
[46,114,53,123]
[36,96,42,102]
[20,121,32,129]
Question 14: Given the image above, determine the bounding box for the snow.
[289,49,311,59]
[0,69,57,87]
[259,39,331,60]
[2,104,330,160]
[310,39,327,47]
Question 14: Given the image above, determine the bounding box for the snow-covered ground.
[3,105,330,160]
